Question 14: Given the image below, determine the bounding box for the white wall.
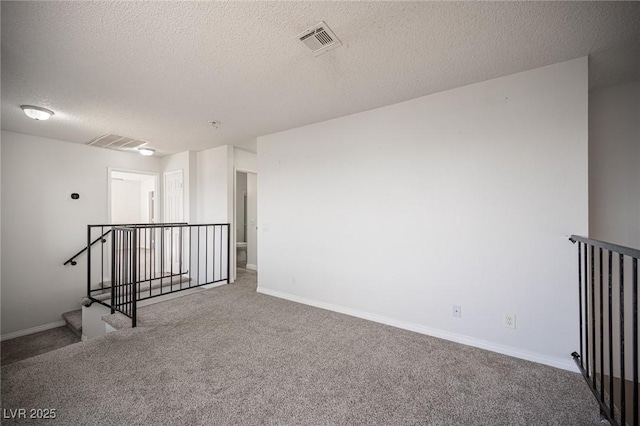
[197,145,232,224]
[1,131,161,336]
[140,178,155,222]
[257,58,589,371]
[111,179,142,223]
[234,147,257,173]
[196,145,233,282]
[589,81,640,248]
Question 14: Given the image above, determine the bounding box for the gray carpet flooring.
[1,326,80,367]
[1,268,601,425]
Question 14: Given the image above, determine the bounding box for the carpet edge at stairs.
[61,310,82,337]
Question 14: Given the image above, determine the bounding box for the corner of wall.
[188,151,198,223]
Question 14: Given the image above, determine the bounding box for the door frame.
[233,168,257,282]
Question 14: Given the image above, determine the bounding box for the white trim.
[257,287,579,373]
[1,320,66,341]
[246,263,257,271]
[202,281,229,289]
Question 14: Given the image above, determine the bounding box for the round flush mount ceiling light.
[138,147,155,156]
[21,105,54,120]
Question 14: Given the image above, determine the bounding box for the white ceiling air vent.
[297,21,342,56]
[86,133,150,152]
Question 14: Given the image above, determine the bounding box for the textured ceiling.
[2,1,639,155]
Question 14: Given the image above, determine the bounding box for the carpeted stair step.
[61,309,82,338]
[90,275,192,303]
[101,312,134,331]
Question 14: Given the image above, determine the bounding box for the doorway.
[108,169,159,280]
[235,170,257,273]
[109,170,158,225]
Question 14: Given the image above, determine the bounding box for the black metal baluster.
[125,231,128,310]
[101,226,104,291]
[152,227,156,295]
[592,245,596,382]
[197,226,201,286]
[137,228,140,301]
[215,224,218,281]
[129,231,132,309]
[123,231,127,313]
[132,230,134,316]
[226,224,230,282]
[138,228,141,301]
[579,243,584,369]
[633,257,638,426]
[125,231,128,312]
[117,231,121,312]
[599,247,605,401]
[119,232,122,313]
[212,225,216,282]
[170,225,174,290]
[110,229,116,314]
[205,225,209,284]
[87,226,92,298]
[569,236,640,426]
[132,229,137,327]
[146,227,149,297]
[117,230,121,312]
[128,233,131,316]
[119,230,123,311]
[607,250,614,418]
[160,226,164,295]
[179,226,183,290]
[619,253,626,426]
[129,230,132,316]
[151,227,154,283]
[585,243,590,378]
[151,227,154,296]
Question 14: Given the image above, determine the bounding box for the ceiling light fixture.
[138,147,155,156]
[21,105,54,121]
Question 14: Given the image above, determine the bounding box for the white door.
[164,171,184,274]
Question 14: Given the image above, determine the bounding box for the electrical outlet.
[452,305,462,318]
[504,313,516,329]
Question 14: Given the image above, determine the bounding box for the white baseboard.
[202,281,228,289]
[246,264,257,271]
[257,287,578,373]
[1,320,66,341]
